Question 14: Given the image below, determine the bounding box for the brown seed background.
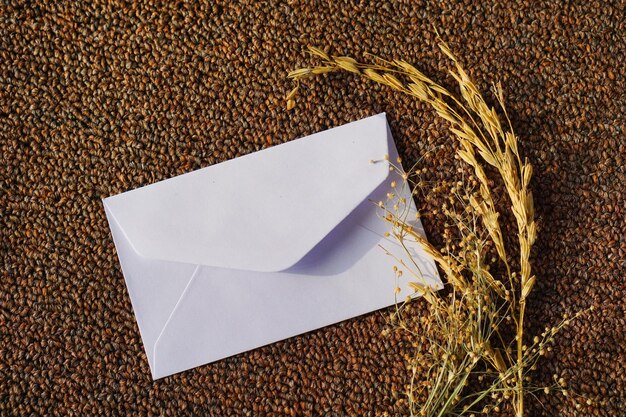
[1,1,624,416]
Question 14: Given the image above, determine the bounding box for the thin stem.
[516,299,527,417]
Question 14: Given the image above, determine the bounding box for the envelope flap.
[104,113,391,272]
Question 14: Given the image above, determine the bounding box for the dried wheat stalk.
[287,38,590,417]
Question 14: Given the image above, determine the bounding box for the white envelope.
[103,113,441,379]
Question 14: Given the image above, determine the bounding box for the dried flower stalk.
[288,38,589,416]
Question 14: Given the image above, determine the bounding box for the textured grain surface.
[1,1,624,416]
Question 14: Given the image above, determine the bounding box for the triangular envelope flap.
[104,113,391,272]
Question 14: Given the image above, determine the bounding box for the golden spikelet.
[382,73,405,90]
[333,56,360,73]
[307,46,329,61]
[287,67,312,79]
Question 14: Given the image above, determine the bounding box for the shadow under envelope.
[284,179,423,277]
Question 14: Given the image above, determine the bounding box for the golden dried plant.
[288,38,590,417]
